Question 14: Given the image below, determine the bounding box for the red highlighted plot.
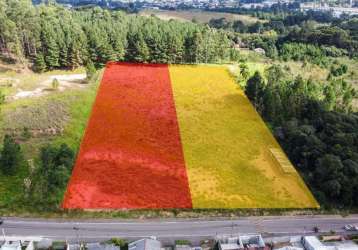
[62,63,192,209]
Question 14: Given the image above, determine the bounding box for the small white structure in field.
[253,48,266,55]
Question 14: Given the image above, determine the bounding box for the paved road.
[1,215,358,244]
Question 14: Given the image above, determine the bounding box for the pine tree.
[126,31,149,62]
[245,71,266,112]
[45,38,60,69]
[0,135,22,175]
[86,61,96,81]
[34,53,47,73]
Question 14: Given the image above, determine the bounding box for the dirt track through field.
[62,63,192,209]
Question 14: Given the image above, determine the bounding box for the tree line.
[208,11,358,65]
[0,0,238,71]
[243,64,358,208]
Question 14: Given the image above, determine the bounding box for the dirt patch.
[9,74,86,101]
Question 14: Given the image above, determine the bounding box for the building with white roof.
[0,241,22,250]
[128,238,161,250]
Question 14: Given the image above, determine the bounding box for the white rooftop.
[219,243,240,250]
[0,241,21,250]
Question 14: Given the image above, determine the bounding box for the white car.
[344,224,358,231]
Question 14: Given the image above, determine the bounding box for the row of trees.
[244,65,358,207]
[208,10,357,64]
[0,0,238,71]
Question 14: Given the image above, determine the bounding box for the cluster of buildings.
[217,234,358,250]
[43,0,240,9]
[135,0,239,9]
[1,234,358,250]
[38,0,358,16]
[300,2,358,16]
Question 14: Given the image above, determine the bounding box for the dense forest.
[0,0,238,71]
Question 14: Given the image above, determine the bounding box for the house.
[302,236,358,250]
[239,235,266,249]
[128,238,161,250]
[216,234,267,250]
[275,247,303,250]
[302,236,330,250]
[86,243,120,250]
[0,241,22,250]
[174,245,192,250]
[267,236,304,250]
[217,236,243,250]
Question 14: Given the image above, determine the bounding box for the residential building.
[128,238,161,250]
[216,234,267,250]
[0,241,22,250]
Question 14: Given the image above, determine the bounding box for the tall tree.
[0,135,22,175]
[245,71,266,112]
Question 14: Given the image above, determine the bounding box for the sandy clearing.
[12,74,86,100]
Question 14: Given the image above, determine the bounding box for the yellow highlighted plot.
[169,65,319,209]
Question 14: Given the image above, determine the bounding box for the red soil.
[62,62,192,209]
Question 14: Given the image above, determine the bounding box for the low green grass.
[53,70,102,150]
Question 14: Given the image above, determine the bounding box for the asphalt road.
[1,215,358,244]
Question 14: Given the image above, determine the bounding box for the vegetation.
[0,0,358,214]
[0,0,238,71]
[170,65,318,209]
[0,135,22,175]
[0,67,100,212]
[244,65,358,208]
[109,238,128,249]
[26,143,74,209]
[52,78,59,90]
[139,9,262,24]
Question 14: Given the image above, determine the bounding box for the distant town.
[33,0,358,16]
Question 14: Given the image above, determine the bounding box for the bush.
[22,127,32,140]
[86,61,97,81]
[175,240,191,245]
[52,78,60,90]
[109,238,128,247]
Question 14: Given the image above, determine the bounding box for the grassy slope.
[170,65,318,209]
[139,9,263,24]
[0,69,101,210]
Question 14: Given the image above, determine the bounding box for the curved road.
[1,215,358,243]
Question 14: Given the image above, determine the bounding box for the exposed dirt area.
[11,74,86,100]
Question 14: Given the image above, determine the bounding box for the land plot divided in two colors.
[62,63,319,209]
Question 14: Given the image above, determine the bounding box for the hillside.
[139,9,263,24]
